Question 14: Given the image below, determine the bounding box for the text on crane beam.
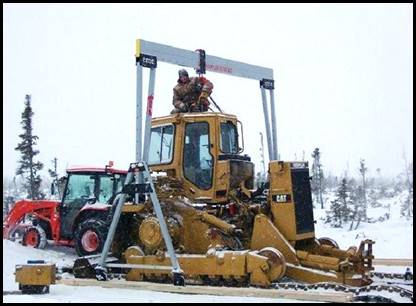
[206,64,233,74]
[146,96,154,116]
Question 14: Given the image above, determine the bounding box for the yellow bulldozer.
[72,39,375,288]
[91,111,373,288]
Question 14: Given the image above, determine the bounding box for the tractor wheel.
[22,226,47,249]
[74,219,108,256]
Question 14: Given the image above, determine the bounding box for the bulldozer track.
[56,268,413,303]
[369,271,413,289]
[370,271,413,282]
[271,281,413,303]
[8,266,412,302]
[271,270,414,302]
[55,274,413,303]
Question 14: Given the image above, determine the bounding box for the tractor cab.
[58,165,127,239]
[149,112,254,203]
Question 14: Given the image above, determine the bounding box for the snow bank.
[314,216,413,258]
[314,191,413,259]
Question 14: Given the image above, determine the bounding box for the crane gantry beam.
[135,38,278,161]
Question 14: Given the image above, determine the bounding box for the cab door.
[183,121,214,190]
[180,117,220,201]
[60,173,96,238]
[148,116,218,202]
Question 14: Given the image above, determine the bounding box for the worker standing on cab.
[171,69,213,113]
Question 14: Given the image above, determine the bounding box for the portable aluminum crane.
[90,39,373,287]
[93,38,282,285]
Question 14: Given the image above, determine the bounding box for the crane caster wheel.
[173,273,185,286]
[95,266,108,281]
[73,258,96,279]
[19,284,49,294]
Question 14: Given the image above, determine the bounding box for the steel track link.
[100,270,413,303]
[271,280,413,303]
[371,271,413,281]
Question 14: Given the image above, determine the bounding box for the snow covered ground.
[3,241,312,303]
[314,215,413,259]
[313,192,413,259]
[3,193,413,303]
[3,285,312,303]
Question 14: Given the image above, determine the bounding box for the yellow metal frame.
[135,39,141,58]
[268,161,315,242]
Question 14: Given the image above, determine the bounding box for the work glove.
[199,91,210,100]
[201,97,210,108]
[189,101,198,112]
[174,101,187,112]
[178,102,187,111]
[194,98,210,112]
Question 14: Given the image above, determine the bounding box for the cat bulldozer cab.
[149,113,253,203]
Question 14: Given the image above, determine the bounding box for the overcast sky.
[3,3,413,180]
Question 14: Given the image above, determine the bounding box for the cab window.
[148,125,175,165]
[98,173,125,203]
[63,174,95,203]
[220,121,238,154]
[183,122,213,190]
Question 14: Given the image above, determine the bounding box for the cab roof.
[152,112,238,123]
[67,166,127,174]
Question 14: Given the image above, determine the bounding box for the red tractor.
[3,164,127,256]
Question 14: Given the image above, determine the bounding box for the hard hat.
[178,69,189,78]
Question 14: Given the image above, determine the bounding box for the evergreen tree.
[15,94,45,200]
[401,155,413,218]
[311,148,324,209]
[346,177,357,230]
[358,159,368,221]
[258,132,267,183]
[375,168,389,199]
[324,172,337,191]
[3,178,13,218]
[349,185,366,230]
[326,178,352,227]
[368,188,382,208]
[319,167,326,194]
[48,157,60,199]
